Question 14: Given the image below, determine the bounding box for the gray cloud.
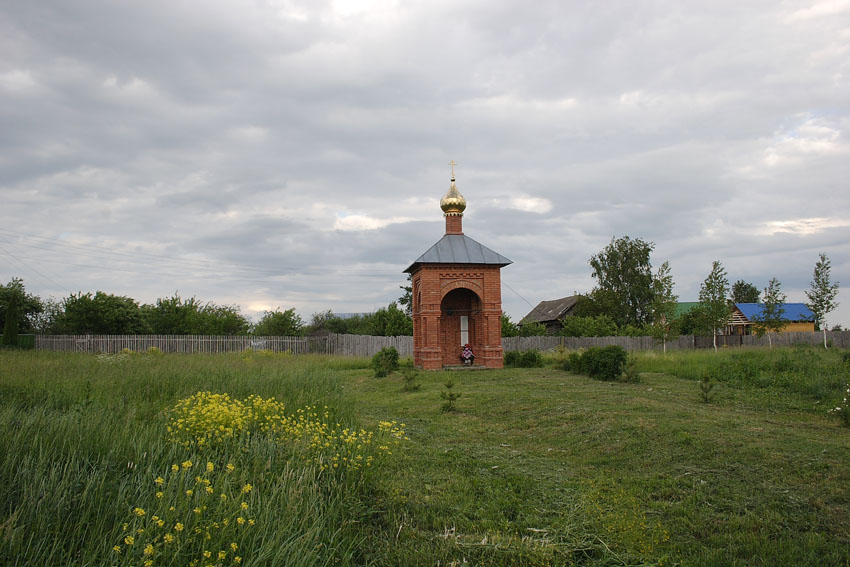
[2,0,849,327]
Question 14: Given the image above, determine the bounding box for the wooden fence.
[33,334,414,356]
[35,335,326,355]
[33,330,850,357]
[504,330,850,352]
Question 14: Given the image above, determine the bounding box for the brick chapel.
[404,163,512,369]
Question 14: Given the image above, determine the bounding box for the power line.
[0,244,69,289]
[0,228,403,277]
[502,279,536,309]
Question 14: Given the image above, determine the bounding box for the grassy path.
[344,364,850,566]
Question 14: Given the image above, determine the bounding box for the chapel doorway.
[440,287,482,366]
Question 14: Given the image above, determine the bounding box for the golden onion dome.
[440,161,466,215]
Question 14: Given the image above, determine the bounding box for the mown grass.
[1,347,849,566]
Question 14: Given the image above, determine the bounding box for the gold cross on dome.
[449,159,457,178]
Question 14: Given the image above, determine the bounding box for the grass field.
[1,347,849,566]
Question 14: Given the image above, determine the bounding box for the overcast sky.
[2,0,849,328]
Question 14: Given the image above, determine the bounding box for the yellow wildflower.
[112,545,121,554]
[226,463,235,472]
[241,484,252,493]
[186,489,193,497]
[154,476,165,485]
[230,542,238,551]
[206,462,214,472]
[182,460,193,469]
[133,507,146,517]
[171,464,179,473]
[236,517,245,525]
[124,535,134,546]
[203,550,212,558]
[144,560,153,567]
[175,523,184,532]
[218,551,227,560]
[143,543,155,556]
[234,557,242,564]
[156,491,163,499]
[248,519,255,526]
[220,493,227,501]
[205,486,214,494]
[157,519,165,527]
[240,501,249,510]
[163,533,174,543]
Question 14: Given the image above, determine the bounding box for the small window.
[460,315,468,346]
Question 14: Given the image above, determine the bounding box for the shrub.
[400,368,421,392]
[699,375,716,403]
[372,347,400,378]
[622,355,641,383]
[563,346,628,381]
[440,379,461,411]
[504,350,544,368]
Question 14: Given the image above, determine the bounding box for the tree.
[805,253,840,348]
[518,320,547,337]
[364,302,413,336]
[141,294,205,334]
[0,278,43,334]
[751,277,786,348]
[559,315,618,337]
[141,294,250,335]
[648,261,679,353]
[588,236,656,327]
[571,289,621,319]
[30,297,65,334]
[398,275,413,317]
[62,291,149,334]
[253,308,304,336]
[199,303,250,335]
[1,293,19,346]
[307,310,352,334]
[699,261,730,352]
[731,280,760,303]
[678,304,708,336]
[500,313,520,337]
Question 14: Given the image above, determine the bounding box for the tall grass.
[633,345,850,400]
[0,350,380,567]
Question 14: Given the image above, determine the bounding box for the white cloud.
[0,69,37,92]
[759,218,850,235]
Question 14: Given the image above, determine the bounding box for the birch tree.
[649,261,678,353]
[699,261,730,352]
[805,253,839,348]
[752,277,786,348]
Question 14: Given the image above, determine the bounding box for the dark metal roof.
[521,296,580,324]
[735,302,815,322]
[404,234,512,273]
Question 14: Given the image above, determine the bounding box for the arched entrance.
[440,287,482,366]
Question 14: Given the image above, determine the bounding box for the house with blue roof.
[729,303,815,335]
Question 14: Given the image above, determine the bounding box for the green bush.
[504,350,544,368]
[563,346,628,381]
[372,346,400,377]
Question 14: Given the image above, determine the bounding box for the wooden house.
[520,296,580,334]
[728,303,815,335]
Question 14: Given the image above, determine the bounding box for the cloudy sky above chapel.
[2,0,849,327]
